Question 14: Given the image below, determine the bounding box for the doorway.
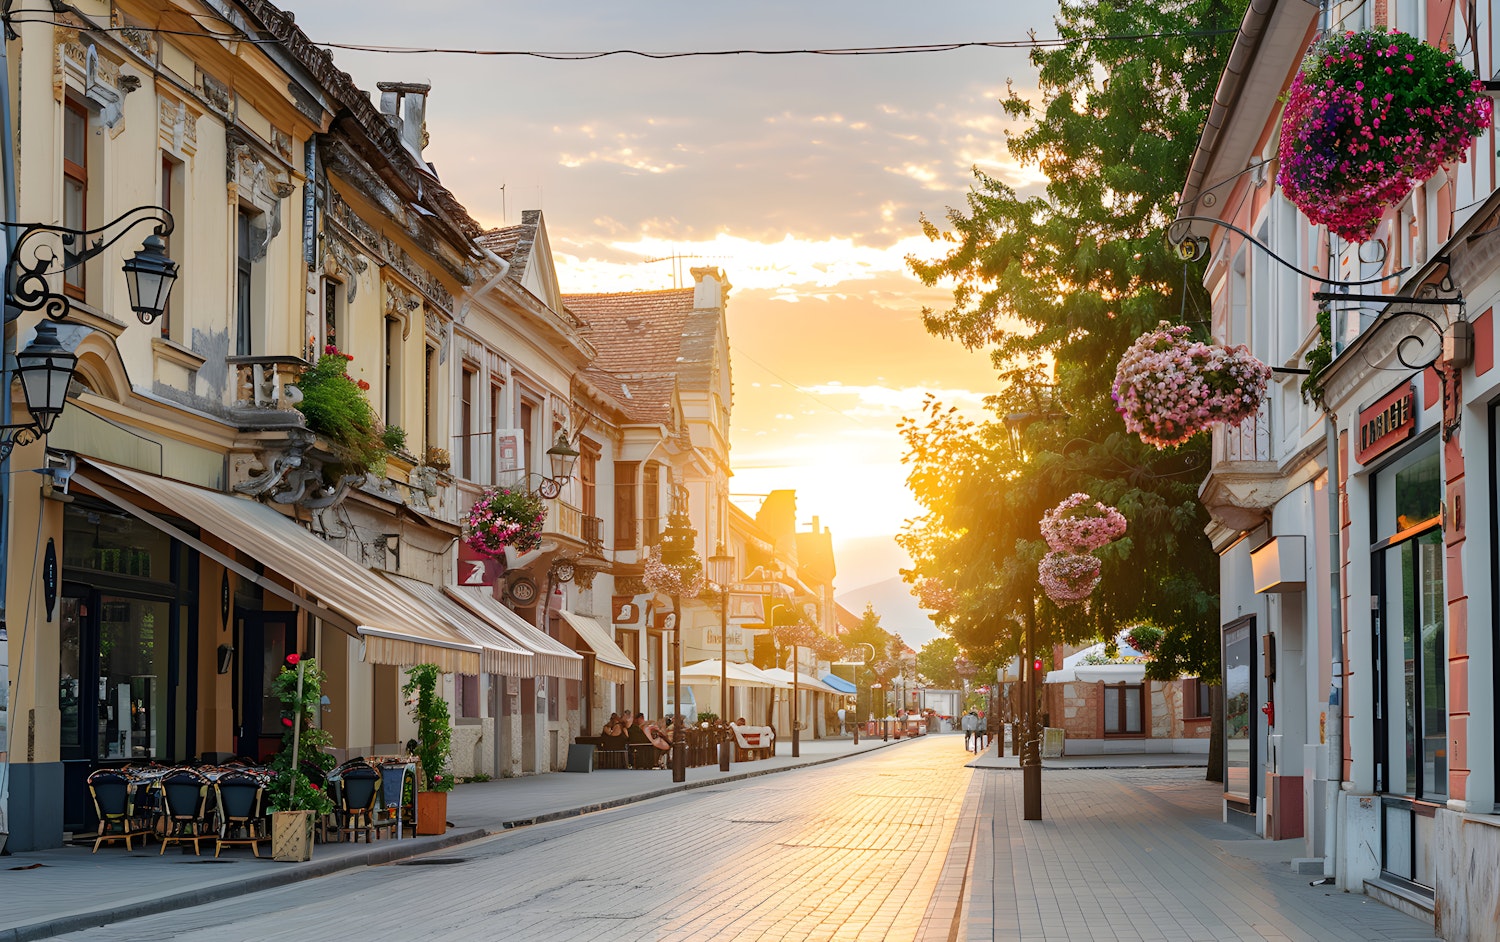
[234,609,297,761]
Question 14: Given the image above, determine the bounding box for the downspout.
[0,4,17,837]
[457,246,512,323]
[1323,410,1344,880]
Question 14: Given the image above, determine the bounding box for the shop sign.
[612,595,643,624]
[1357,383,1416,465]
[457,541,499,587]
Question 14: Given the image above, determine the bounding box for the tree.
[902,0,1246,782]
[916,636,965,689]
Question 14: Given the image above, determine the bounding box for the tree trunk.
[1206,683,1224,784]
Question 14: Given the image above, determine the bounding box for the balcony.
[1198,399,1286,532]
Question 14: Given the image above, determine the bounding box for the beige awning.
[557,610,636,685]
[761,667,844,695]
[383,574,532,677]
[73,462,482,675]
[446,586,584,681]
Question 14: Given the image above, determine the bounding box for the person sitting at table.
[626,713,656,769]
[733,717,748,727]
[644,720,673,768]
[602,713,623,737]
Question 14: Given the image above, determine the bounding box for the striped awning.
[382,574,533,677]
[446,586,584,681]
[557,610,636,685]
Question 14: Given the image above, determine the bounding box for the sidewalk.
[0,735,907,942]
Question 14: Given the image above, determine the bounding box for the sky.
[289,1,1060,644]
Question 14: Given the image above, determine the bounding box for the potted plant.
[294,346,391,476]
[403,663,454,835]
[265,654,334,862]
[1278,28,1493,243]
[463,486,547,560]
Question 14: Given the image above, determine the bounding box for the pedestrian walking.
[961,710,978,751]
[837,706,847,735]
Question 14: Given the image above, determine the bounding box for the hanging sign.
[507,574,538,606]
[1356,382,1417,465]
[458,541,499,586]
[43,539,58,622]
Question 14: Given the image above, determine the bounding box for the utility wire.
[6,15,1238,60]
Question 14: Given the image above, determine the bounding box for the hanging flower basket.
[642,545,705,598]
[1112,322,1272,449]
[1040,493,1128,554]
[1038,552,1101,607]
[1277,28,1493,243]
[464,487,546,559]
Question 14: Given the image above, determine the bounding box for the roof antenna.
[499,183,506,225]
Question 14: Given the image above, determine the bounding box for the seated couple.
[605,712,672,769]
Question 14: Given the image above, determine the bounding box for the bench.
[730,724,776,761]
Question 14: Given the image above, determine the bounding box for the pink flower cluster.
[1277,29,1492,243]
[1040,493,1128,553]
[1038,552,1101,607]
[463,486,546,559]
[642,546,705,599]
[1112,322,1271,449]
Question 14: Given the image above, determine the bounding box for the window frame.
[1102,683,1145,736]
[62,97,89,300]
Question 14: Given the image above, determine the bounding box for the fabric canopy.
[1046,663,1149,685]
[761,667,843,695]
[447,586,584,681]
[819,672,858,694]
[557,610,636,685]
[384,574,532,676]
[673,659,782,689]
[74,462,482,675]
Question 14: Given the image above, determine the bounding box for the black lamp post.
[707,544,735,770]
[654,499,701,784]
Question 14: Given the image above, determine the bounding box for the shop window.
[1104,684,1144,735]
[455,673,480,719]
[1185,678,1212,719]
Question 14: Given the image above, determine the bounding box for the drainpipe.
[0,7,17,837]
[1322,410,1344,880]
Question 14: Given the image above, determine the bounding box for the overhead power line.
[7,15,1237,61]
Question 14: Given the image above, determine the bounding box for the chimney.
[691,266,731,309]
[376,81,431,159]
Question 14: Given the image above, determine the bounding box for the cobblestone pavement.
[966,765,1439,942]
[49,737,975,942]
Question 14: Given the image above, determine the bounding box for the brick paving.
[1,736,1444,942]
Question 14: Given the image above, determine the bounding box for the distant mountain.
[836,574,942,649]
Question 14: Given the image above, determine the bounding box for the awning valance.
[819,672,858,694]
[446,586,584,681]
[73,462,482,675]
[557,610,635,685]
[384,574,532,677]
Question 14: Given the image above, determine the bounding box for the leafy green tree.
[916,636,965,688]
[902,0,1246,707]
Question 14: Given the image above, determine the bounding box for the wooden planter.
[415,790,448,836]
[271,810,315,862]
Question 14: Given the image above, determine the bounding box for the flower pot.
[415,790,448,835]
[271,810,315,862]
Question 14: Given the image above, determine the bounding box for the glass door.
[1223,617,1257,809]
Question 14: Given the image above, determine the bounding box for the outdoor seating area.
[729,723,776,761]
[576,724,741,771]
[84,755,420,857]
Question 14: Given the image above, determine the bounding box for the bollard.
[852,722,860,745]
[719,738,731,771]
[1023,763,1042,820]
[882,719,889,742]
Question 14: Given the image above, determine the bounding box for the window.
[455,674,479,719]
[63,99,89,299]
[384,318,402,426]
[1103,684,1143,735]
[235,209,257,356]
[580,441,598,517]
[1185,678,1211,719]
[460,366,477,479]
[159,155,183,338]
[424,344,437,451]
[519,399,535,477]
[488,383,504,483]
[642,463,660,545]
[614,461,638,550]
[321,278,341,353]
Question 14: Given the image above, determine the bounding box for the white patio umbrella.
[670,659,784,689]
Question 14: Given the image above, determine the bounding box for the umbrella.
[671,659,783,689]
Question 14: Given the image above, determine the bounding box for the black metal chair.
[87,769,150,852]
[597,732,630,770]
[158,768,212,855]
[378,762,415,838]
[335,762,385,843]
[213,772,267,857]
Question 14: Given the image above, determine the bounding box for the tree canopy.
[901,0,1247,681]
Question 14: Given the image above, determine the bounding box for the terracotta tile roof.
[565,288,696,374]
[581,368,677,424]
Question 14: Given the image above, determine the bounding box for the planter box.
[271,810,315,862]
[415,790,448,836]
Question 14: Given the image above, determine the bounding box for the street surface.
[52,737,973,942]
[44,737,1439,942]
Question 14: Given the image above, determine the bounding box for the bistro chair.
[377,761,415,838]
[158,768,212,855]
[87,769,151,852]
[597,730,630,770]
[335,761,385,843]
[213,772,268,857]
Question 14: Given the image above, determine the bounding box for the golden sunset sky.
[292,1,1060,643]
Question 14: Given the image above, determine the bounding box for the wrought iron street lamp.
[707,543,735,770]
[0,321,78,462]
[7,206,178,325]
[534,430,581,499]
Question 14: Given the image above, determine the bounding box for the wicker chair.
[335,762,386,843]
[87,769,151,852]
[158,768,212,855]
